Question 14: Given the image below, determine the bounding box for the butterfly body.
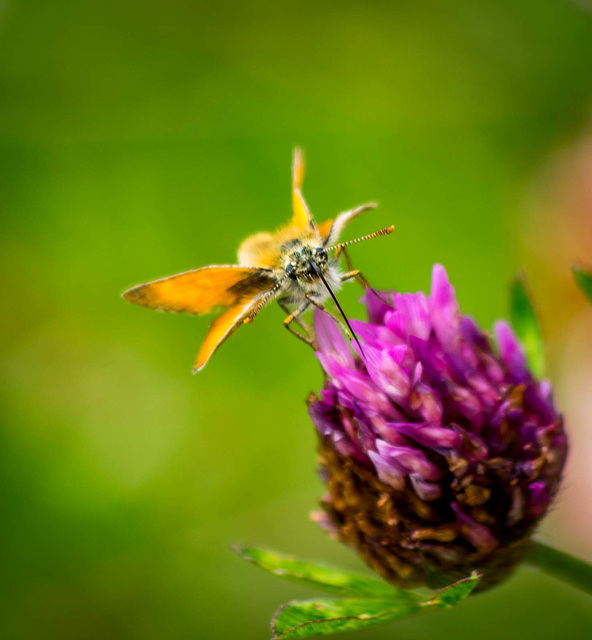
[250,233,342,304]
[122,149,393,372]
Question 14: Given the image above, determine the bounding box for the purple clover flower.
[308,265,567,590]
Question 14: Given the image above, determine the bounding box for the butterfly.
[122,149,394,372]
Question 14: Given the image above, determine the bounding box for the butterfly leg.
[278,298,311,333]
[279,299,317,348]
[304,294,352,339]
[340,247,373,290]
[340,247,392,305]
[341,269,361,282]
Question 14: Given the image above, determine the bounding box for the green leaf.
[509,272,544,378]
[271,574,481,639]
[573,266,592,304]
[233,547,481,638]
[231,546,405,598]
[271,598,421,639]
[420,572,482,608]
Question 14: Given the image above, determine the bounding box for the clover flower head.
[308,265,567,590]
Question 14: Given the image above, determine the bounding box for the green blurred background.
[1,0,592,638]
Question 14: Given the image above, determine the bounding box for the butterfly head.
[283,239,329,282]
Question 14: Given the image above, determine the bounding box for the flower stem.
[526,541,592,596]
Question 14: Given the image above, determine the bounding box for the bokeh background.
[1,0,591,638]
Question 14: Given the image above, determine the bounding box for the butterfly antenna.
[308,260,365,359]
[325,225,395,253]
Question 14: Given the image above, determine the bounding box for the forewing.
[293,146,305,190]
[193,296,261,372]
[122,265,274,315]
[321,203,377,246]
[317,218,333,240]
[291,147,314,231]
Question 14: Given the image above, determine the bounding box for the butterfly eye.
[286,262,297,279]
[314,248,328,262]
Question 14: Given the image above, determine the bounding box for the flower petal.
[388,292,431,340]
[410,474,442,501]
[314,309,355,367]
[494,321,527,381]
[376,440,444,481]
[451,503,498,553]
[360,288,393,324]
[369,450,406,489]
[361,343,411,403]
[389,422,460,449]
[430,264,461,353]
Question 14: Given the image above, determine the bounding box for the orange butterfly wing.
[290,150,377,243]
[291,147,314,231]
[318,203,378,246]
[122,265,274,315]
[317,218,333,241]
[193,297,261,372]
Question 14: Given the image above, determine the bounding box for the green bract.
[509,273,544,378]
[573,266,592,304]
[233,546,480,639]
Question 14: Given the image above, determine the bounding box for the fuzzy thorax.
[279,239,343,305]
